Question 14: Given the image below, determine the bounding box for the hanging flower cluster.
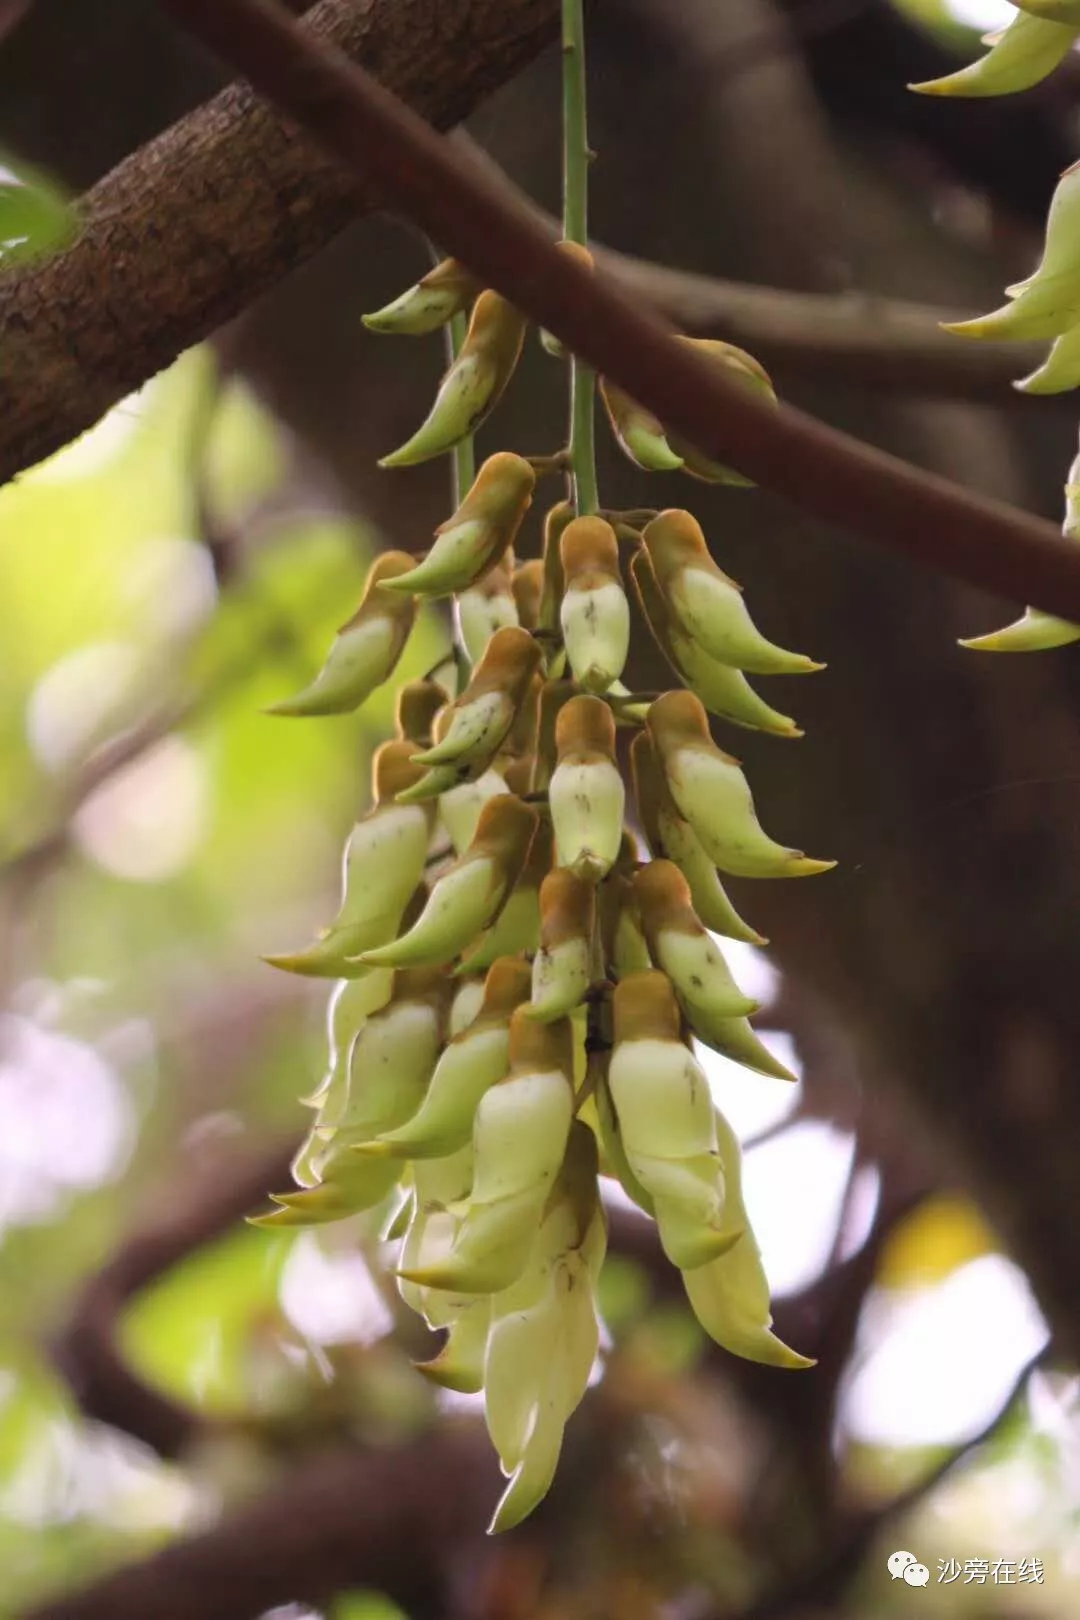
[255,252,833,1531]
[914,2,1080,650]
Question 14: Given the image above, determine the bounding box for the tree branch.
[0,0,560,483]
[602,251,1047,403]
[21,1426,499,1620]
[161,0,1080,623]
[51,1138,295,1459]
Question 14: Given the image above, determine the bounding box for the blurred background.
[2,0,1080,1614]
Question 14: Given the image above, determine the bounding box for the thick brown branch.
[22,1426,499,1620]
[162,0,1080,623]
[0,0,559,482]
[602,252,1047,403]
[51,1139,295,1458]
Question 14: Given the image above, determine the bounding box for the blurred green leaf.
[0,153,75,261]
[119,1224,295,1414]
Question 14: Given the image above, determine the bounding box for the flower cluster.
[914,3,1080,651]
[256,254,832,1530]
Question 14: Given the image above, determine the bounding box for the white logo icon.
[905,1564,931,1587]
[888,1551,918,1580]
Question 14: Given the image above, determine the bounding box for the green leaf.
[0,155,75,260]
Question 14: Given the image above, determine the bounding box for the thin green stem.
[562,0,599,518]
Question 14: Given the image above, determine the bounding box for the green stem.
[562,0,599,518]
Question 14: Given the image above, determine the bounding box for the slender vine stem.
[562,0,599,519]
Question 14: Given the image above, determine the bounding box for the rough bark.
[0,0,559,482]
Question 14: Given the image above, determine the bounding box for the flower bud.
[945,160,1080,342]
[455,553,519,665]
[484,1123,604,1532]
[539,241,593,358]
[911,8,1078,98]
[1013,0,1080,25]
[633,860,759,1020]
[395,679,450,746]
[382,452,536,597]
[264,741,434,978]
[630,548,802,736]
[360,956,530,1159]
[540,502,574,636]
[961,443,1080,650]
[666,339,777,485]
[530,867,596,1021]
[511,559,545,631]
[630,730,764,943]
[457,814,551,973]
[362,256,482,335]
[682,1108,813,1367]
[608,972,741,1269]
[647,691,834,879]
[559,517,631,693]
[438,766,511,854]
[550,695,626,882]
[411,626,543,776]
[642,511,819,676]
[1016,318,1080,395]
[379,294,528,467]
[598,873,653,978]
[248,1154,404,1228]
[358,796,539,968]
[398,1011,575,1294]
[685,1004,797,1083]
[599,375,684,472]
[533,679,577,792]
[266,551,417,716]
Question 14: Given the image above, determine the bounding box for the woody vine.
[254,0,832,1532]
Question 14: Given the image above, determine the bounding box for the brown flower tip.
[509,1006,574,1077]
[464,290,529,364]
[539,867,596,948]
[468,625,543,698]
[341,549,419,627]
[641,509,711,588]
[372,738,429,803]
[395,679,449,745]
[555,693,617,762]
[393,964,451,1007]
[612,970,682,1045]
[559,516,620,584]
[629,730,671,845]
[679,336,774,395]
[479,956,534,1020]
[500,755,535,797]
[419,257,483,299]
[646,689,712,753]
[512,559,544,629]
[555,240,595,271]
[520,813,555,883]
[633,859,697,934]
[470,795,539,864]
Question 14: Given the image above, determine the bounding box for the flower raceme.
[256,255,834,1528]
[913,26,1080,651]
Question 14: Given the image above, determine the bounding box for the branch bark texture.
[0,0,559,481]
[162,0,1080,622]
